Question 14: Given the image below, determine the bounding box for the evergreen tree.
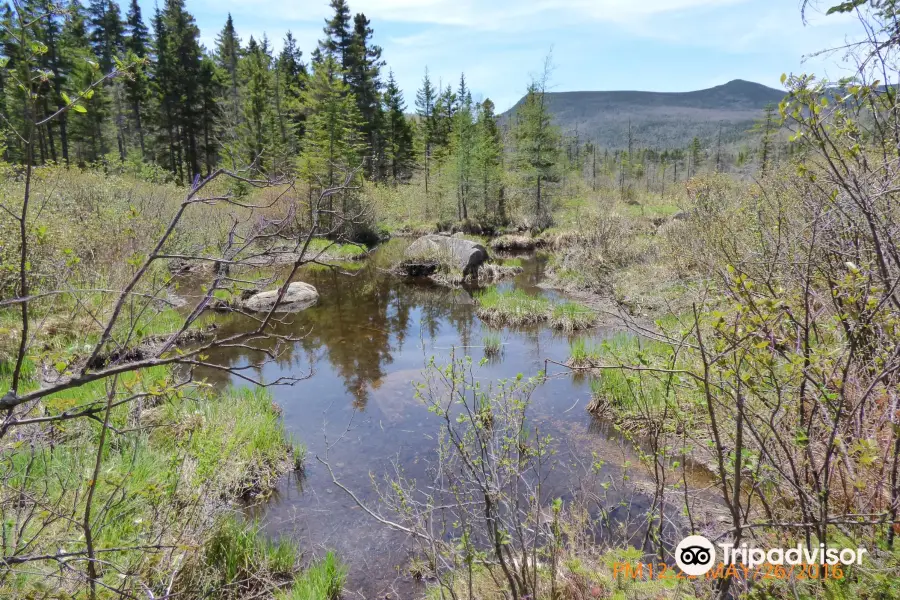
[513,60,560,217]
[124,0,149,157]
[317,0,352,72]
[240,36,275,174]
[299,54,364,223]
[214,14,242,137]
[451,73,474,220]
[474,98,503,220]
[346,12,383,178]
[152,0,204,183]
[35,1,67,163]
[757,103,777,173]
[382,70,413,182]
[87,0,127,160]
[62,0,106,164]
[198,55,223,175]
[275,30,307,154]
[689,135,702,177]
[415,67,435,192]
[86,0,124,73]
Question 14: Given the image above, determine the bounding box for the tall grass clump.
[475,288,551,326]
[202,516,298,594]
[550,301,596,331]
[482,331,502,357]
[306,238,366,259]
[475,287,595,331]
[277,552,347,600]
[157,386,296,497]
[585,333,677,428]
[568,337,603,367]
[499,257,524,268]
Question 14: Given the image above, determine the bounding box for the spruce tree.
[346,12,383,178]
[451,73,474,220]
[317,0,352,73]
[153,0,204,182]
[276,31,307,154]
[86,0,124,73]
[382,70,413,182]
[87,0,127,160]
[415,67,435,192]
[124,0,149,157]
[62,0,106,164]
[513,61,560,217]
[214,14,242,137]
[474,98,503,219]
[299,54,364,223]
[240,36,274,174]
[198,55,222,175]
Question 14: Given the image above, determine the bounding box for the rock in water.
[405,234,489,278]
[243,282,319,312]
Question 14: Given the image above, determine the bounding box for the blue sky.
[155,0,864,111]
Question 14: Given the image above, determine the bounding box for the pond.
[192,240,677,597]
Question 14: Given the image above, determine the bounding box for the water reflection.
[191,241,657,597]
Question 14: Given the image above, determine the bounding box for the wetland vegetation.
[2,0,900,599]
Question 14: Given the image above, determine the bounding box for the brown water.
[193,241,674,598]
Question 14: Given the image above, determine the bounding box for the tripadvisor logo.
[673,535,869,576]
[675,535,716,576]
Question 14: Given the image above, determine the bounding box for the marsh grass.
[584,334,676,424]
[500,257,524,268]
[424,546,684,600]
[475,288,595,330]
[568,337,603,367]
[475,288,551,326]
[0,367,299,598]
[306,238,366,260]
[550,301,597,332]
[482,331,502,357]
[306,260,365,273]
[277,552,347,600]
[490,234,536,251]
[203,516,298,592]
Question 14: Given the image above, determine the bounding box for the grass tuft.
[550,301,597,332]
[475,288,551,327]
[475,288,595,330]
[277,551,347,600]
[482,331,502,357]
[203,516,298,591]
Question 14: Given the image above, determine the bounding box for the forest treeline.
[1,0,779,227]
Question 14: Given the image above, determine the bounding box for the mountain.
[502,79,786,150]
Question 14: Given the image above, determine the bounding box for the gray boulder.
[243,281,319,313]
[405,234,489,278]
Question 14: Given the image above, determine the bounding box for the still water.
[195,241,661,597]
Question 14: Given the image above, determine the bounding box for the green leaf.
[72,104,87,114]
[825,0,867,14]
[61,92,71,105]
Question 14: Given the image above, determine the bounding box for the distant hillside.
[502,79,786,150]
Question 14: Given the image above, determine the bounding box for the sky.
[153,0,867,112]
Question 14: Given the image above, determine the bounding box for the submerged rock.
[405,234,488,278]
[243,281,319,313]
